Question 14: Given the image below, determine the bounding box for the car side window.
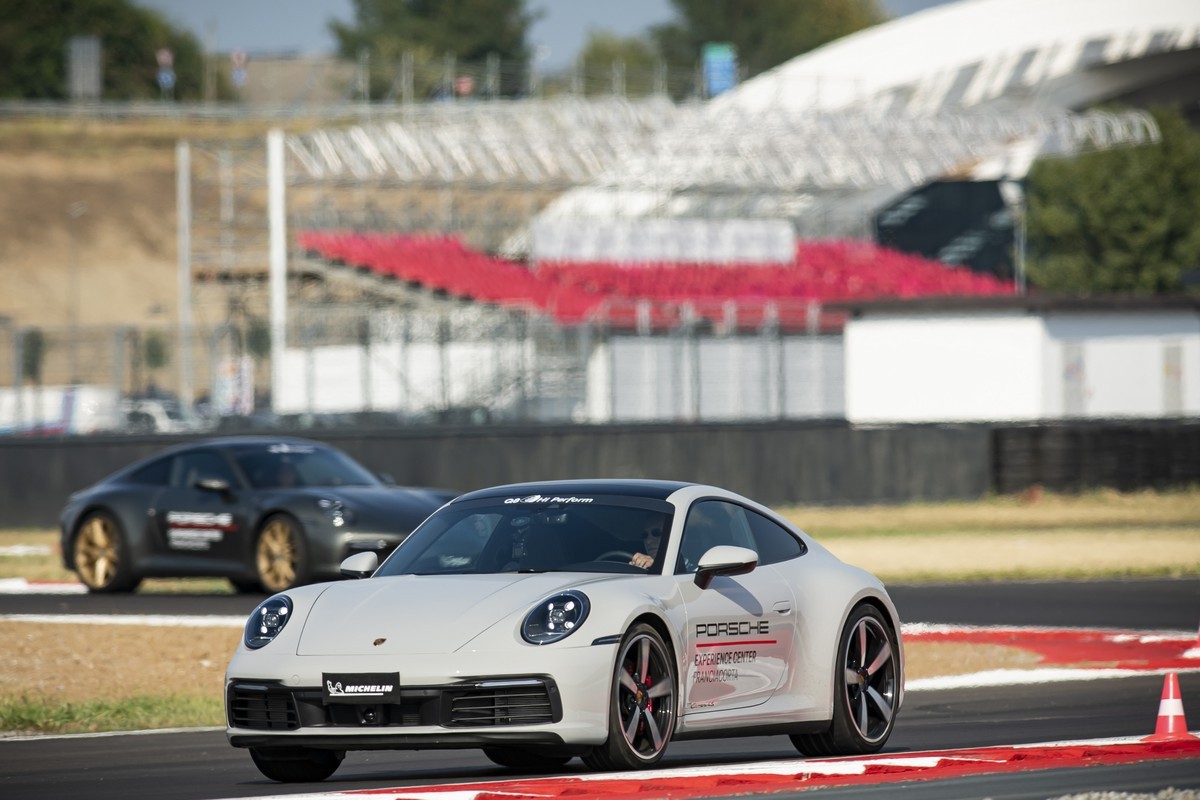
[744,508,806,565]
[129,457,172,486]
[170,452,238,489]
[674,500,755,574]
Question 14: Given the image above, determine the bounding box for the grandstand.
[297,231,1011,332]
[176,0,1200,422]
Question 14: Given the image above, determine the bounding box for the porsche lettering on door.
[165,511,237,551]
[684,614,789,711]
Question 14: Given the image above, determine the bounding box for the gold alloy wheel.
[75,515,119,589]
[257,518,299,592]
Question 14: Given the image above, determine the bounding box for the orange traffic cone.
[1145,672,1197,741]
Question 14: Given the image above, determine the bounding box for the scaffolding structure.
[266,98,1159,248]
[172,94,1160,421]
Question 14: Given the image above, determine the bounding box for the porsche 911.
[224,479,903,781]
[59,436,452,593]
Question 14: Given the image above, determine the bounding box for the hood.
[296,572,600,656]
[292,485,445,526]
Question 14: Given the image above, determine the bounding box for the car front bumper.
[225,642,619,751]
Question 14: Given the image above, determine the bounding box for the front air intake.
[446,679,557,727]
[228,683,300,731]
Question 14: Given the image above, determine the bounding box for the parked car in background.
[60,436,453,593]
[225,479,903,782]
[121,396,211,434]
[0,384,121,435]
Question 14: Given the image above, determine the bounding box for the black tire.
[254,514,309,593]
[249,747,343,783]
[582,622,677,771]
[228,577,264,594]
[72,511,141,593]
[791,604,899,757]
[482,747,573,771]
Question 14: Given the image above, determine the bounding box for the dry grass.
[0,622,238,706]
[820,529,1200,582]
[0,116,313,155]
[776,488,1200,581]
[779,487,1200,536]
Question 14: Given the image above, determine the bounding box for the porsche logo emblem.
[373,638,387,647]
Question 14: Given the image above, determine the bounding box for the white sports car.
[225,479,903,782]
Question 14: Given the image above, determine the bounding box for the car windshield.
[235,444,379,489]
[376,495,674,576]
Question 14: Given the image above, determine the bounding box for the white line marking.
[0,578,85,594]
[901,622,1194,637]
[1,726,223,742]
[0,614,246,628]
[0,545,53,557]
[906,666,1200,691]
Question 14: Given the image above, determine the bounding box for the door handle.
[773,601,792,615]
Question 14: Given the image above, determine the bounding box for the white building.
[843,297,1200,423]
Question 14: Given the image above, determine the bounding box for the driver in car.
[630,515,666,569]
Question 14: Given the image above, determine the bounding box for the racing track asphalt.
[2,674,1198,800]
[3,577,1197,630]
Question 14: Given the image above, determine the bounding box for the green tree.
[330,0,538,98]
[650,0,884,84]
[0,0,211,100]
[245,316,271,363]
[21,328,46,385]
[576,30,662,97]
[142,330,169,393]
[143,330,168,370]
[1025,107,1200,294]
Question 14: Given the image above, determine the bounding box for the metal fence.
[0,302,843,436]
[0,53,728,123]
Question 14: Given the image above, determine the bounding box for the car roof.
[144,435,329,456]
[107,435,332,479]
[195,435,329,450]
[454,479,696,503]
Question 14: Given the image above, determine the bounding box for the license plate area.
[322,672,400,705]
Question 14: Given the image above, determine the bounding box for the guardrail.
[4,419,1199,529]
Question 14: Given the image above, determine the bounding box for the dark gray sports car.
[59,436,453,593]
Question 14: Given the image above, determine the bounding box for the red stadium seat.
[298,231,1014,331]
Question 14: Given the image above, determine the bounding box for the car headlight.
[317,497,355,527]
[522,590,589,645]
[245,595,293,649]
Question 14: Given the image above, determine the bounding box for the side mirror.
[694,545,758,590]
[376,472,396,486]
[195,477,232,498]
[340,551,379,579]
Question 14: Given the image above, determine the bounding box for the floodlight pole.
[67,201,86,384]
[177,141,193,407]
[1014,204,1027,296]
[1000,179,1027,296]
[268,129,288,414]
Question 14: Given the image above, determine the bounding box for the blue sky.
[135,0,951,70]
